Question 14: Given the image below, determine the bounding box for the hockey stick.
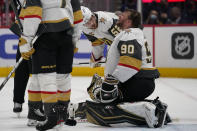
[73,61,105,65]
[0,29,46,91]
[0,0,23,91]
[10,0,23,31]
[0,34,44,91]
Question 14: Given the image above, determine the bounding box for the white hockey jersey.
[82,11,121,61]
[105,28,159,82]
[18,0,82,39]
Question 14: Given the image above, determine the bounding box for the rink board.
[0,25,197,77]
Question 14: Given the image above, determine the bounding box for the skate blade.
[48,124,62,131]
[27,119,38,126]
[16,113,21,118]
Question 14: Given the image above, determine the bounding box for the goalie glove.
[100,74,119,103]
[87,74,103,102]
[19,35,35,60]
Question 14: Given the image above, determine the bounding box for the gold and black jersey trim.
[108,19,121,38]
[73,10,83,24]
[39,18,73,33]
[84,33,104,46]
[119,56,142,71]
[19,8,26,19]
[101,38,112,46]
[23,6,42,19]
[71,0,83,24]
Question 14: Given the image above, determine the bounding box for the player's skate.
[36,104,59,131]
[27,108,46,126]
[27,102,46,126]
[13,103,22,118]
[55,102,76,126]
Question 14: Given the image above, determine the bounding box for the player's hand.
[19,35,35,60]
[90,54,102,68]
[72,36,79,54]
[100,74,119,103]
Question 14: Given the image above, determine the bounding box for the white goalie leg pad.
[56,73,71,92]
[28,74,41,91]
[118,102,158,128]
[37,72,57,92]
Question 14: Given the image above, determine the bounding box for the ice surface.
[0,77,197,131]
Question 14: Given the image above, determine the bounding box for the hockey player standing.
[9,0,32,116]
[71,9,168,128]
[17,0,83,130]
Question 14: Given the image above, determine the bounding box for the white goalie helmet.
[81,6,92,24]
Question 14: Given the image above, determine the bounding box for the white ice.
[0,77,197,131]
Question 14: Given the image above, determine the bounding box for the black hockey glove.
[100,74,119,103]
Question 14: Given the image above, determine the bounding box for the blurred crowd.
[0,0,197,26]
[121,0,197,24]
[0,0,15,26]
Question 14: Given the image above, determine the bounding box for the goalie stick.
[0,0,46,91]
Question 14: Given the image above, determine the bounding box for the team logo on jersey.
[99,17,106,24]
[171,33,194,59]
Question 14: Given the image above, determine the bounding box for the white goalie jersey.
[82,11,121,61]
[105,28,159,82]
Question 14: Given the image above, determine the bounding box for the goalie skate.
[152,97,167,128]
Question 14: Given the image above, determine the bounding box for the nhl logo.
[171,33,194,59]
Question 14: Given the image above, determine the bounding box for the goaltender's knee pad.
[56,73,71,91]
[28,74,40,91]
[38,72,57,92]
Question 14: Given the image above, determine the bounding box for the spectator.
[159,12,171,24]
[145,10,160,24]
[159,0,169,13]
[169,6,187,24]
[0,0,15,26]
[183,0,197,24]
[120,0,137,11]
